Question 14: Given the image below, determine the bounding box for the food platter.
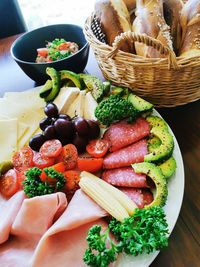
[115,110,185,267]
[0,83,184,267]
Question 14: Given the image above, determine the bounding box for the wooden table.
[0,35,200,267]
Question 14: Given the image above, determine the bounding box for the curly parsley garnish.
[84,206,169,267]
[23,167,66,198]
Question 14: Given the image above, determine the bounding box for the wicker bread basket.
[84,14,200,108]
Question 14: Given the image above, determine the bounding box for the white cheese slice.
[0,114,28,141]
[66,90,86,118]
[84,92,98,120]
[0,118,17,162]
[53,87,80,114]
[4,90,45,109]
[0,98,43,147]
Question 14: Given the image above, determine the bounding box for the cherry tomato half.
[86,139,110,158]
[33,152,55,169]
[37,48,48,57]
[57,144,78,170]
[0,169,19,198]
[77,157,103,173]
[40,139,62,158]
[17,167,30,189]
[12,146,34,171]
[64,170,80,191]
[40,162,66,183]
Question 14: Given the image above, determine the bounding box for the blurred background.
[18,0,95,30]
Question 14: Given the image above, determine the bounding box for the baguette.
[95,0,133,52]
[163,0,183,54]
[132,0,173,58]
[179,0,200,57]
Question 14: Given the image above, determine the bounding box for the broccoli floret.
[95,95,137,126]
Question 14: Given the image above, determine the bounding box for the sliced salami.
[119,187,153,208]
[103,117,150,152]
[103,139,148,169]
[102,167,148,188]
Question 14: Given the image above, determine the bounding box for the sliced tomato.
[40,162,66,182]
[58,42,70,51]
[37,48,48,57]
[40,139,62,158]
[77,157,103,173]
[16,167,30,189]
[33,152,55,169]
[86,139,110,158]
[0,169,19,198]
[64,170,80,191]
[57,144,78,170]
[12,146,34,171]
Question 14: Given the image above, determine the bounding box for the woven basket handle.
[107,31,179,70]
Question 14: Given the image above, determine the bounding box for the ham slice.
[103,117,150,152]
[31,190,107,267]
[102,167,148,188]
[103,139,148,169]
[0,190,107,267]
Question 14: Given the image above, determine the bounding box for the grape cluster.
[29,103,100,152]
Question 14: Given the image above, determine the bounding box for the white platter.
[0,87,185,267]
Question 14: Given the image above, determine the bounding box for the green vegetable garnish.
[95,94,138,126]
[84,206,169,267]
[23,167,66,198]
[83,225,119,267]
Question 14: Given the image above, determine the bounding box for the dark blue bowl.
[11,24,89,83]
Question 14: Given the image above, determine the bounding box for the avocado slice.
[148,136,161,152]
[132,162,168,207]
[81,74,104,102]
[0,161,13,175]
[159,156,177,179]
[146,116,169,131]
[39,79,52,99]
[103,81,111,95]
[45,67,60,102]
[128,94,153,113]
[145,127,174,163]
[60,70,82,89]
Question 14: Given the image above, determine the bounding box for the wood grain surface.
[0,35,200,267]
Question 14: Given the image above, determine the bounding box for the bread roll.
[95,0,133,52]
[163,0,183,54]
[179,0,200,57]
[132,0,173,58]
[123,0,136,11]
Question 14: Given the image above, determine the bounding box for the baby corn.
[79,175,129,222]
[81,171,137,215]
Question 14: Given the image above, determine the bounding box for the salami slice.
[119,187,153,208]
[103,117,150,152]
[103,139,148,169]
[102,167,148,188]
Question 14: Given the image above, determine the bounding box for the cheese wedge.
[66,90,86,118]
[84,92,98,120]
[53,87,80,114]
[0,118,17,162]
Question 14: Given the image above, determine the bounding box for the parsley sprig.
[84,206,169,267]
[23,167,66,198]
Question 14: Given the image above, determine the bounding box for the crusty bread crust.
[95,0,133,52]
[132,0,173,58]
[163,0,183,54]
[179,0,200,57]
